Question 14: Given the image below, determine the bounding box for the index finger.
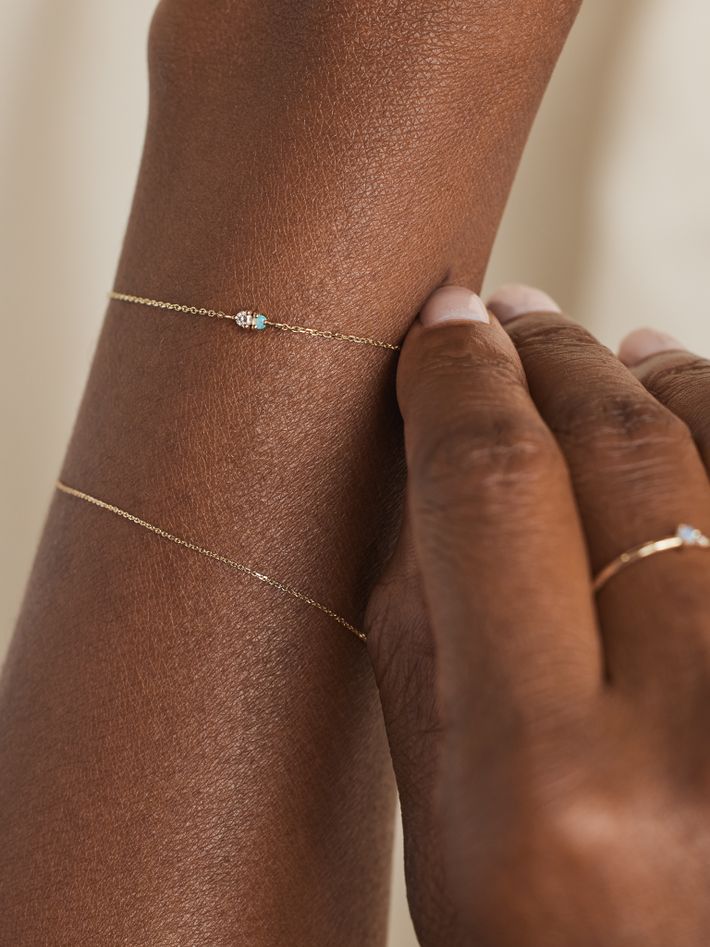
[398,286,601,738]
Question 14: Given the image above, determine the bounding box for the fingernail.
[618,328,685,366]
[419,285,490,327]
[486,283,561,324]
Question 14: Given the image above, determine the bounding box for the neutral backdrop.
[2,1,708,943]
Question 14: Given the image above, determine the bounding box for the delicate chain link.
[110,292,236,322]
[101,288,386,638]
[56,481,366,642]
[110,291,400,352]
[265,320,400,350]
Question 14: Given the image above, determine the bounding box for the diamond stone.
[235,311,253,328]
[677,524,706,545]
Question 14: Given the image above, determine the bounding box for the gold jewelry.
[55,481,366,642]
[593,524,710,593]
[109,291,400,352]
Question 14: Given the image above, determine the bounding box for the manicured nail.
[420,285,489,327]
[486,283,561,324]
[618,328,685,367]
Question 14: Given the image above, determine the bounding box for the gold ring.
[593,524,710,593]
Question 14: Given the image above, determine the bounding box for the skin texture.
[368,283,710,945]
[0,2,581,944]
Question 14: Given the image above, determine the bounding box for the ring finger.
[488,286,710,702]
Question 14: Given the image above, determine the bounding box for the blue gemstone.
[254,314,267,330]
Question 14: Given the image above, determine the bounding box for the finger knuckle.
[513,319,693,454]
[641,358,710,452]
[643,355,710,402]
[413,409,559,496]
[555,388,691,459]
[422,333,520,389]
[513,317,597,358]
[399,332,518,418]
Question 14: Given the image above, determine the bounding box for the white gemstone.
[235,311,253,328]
[678,524,702,544]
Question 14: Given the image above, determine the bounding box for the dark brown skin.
[368,282,710,945]
[0,2,582,944]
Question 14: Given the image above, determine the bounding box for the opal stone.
[678,524,703,544]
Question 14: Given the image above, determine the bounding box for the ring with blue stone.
[593,523,710,593]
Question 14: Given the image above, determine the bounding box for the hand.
[367,283,710,946]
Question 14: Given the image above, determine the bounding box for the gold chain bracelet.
[110,291,401,352]
[56,481,366,642]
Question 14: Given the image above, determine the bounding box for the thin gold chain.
[55,481,366,642]
[110,291,400,352]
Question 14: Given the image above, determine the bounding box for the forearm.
[1,1,581,943]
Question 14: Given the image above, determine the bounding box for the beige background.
[1,2,708,943]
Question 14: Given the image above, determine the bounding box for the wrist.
[117,0,581,340]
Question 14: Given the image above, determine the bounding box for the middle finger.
[489,286,710,700]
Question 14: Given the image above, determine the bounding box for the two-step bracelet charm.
[110,291,400,351]
[235,310,268,331]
